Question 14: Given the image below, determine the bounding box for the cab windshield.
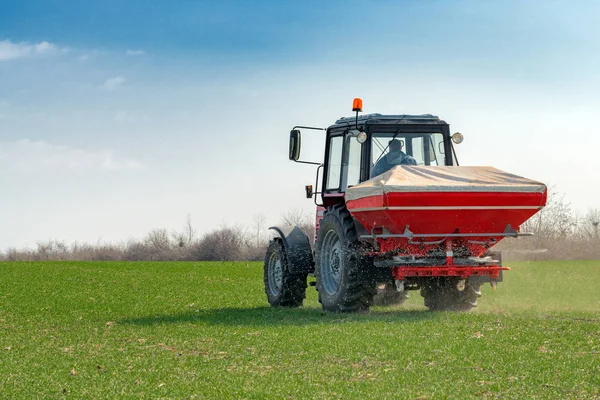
[370,132,447,178]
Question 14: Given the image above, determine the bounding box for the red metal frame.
[314,205,326,244]
[375,238,509,280]
[392,265,509,280]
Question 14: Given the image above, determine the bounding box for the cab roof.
[333,113,445,127]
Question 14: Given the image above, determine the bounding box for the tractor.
[265,98,547,312]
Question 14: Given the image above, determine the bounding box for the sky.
[0,0,599,249]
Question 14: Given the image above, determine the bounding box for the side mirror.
[289,129,301,161]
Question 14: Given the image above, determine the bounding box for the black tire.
[420,277,482,311]
[372,282,409,306]
[264,240,307,307]
[314,205,376,312]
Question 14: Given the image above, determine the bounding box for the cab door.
[322,130,366,205]
[341,130,365,191]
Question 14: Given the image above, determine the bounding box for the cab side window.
[344,134,362,188]
[326,136,343,190]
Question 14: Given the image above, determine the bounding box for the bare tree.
[172,214,196,248]
[280,209,315,240]
[188,226,245,261]
[252,213,267,248]
[35,240,69,261]
[145,229,171,250]
[280,209,311,226]
[581,208,600,240]
[521,187,576,246]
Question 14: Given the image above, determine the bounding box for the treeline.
[2,190,599,262]
[0,211,315,262]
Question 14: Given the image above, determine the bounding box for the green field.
[1,260,599,399]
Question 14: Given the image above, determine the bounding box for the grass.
[0,260,599,399]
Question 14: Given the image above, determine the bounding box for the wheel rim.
[320,229,343,296]
[267,251,283,296]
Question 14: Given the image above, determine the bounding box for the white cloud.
[0,40,61,61]
[102,76,126,90]
[0,139,144,172]
[76,49,106,62]
[126,49,145,56]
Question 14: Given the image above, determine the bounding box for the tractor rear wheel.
[314,205,376,312]
[421,278,481,311]
[373,282,409,306]
[264,240,307,307]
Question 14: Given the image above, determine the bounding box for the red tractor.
[265,99,546,312]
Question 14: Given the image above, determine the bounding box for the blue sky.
[0,1,599,248]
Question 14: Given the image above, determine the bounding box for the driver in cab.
[370,139,417,178]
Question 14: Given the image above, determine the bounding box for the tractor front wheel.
[264,240,307,307]
[314,205,376,312]
[421,278,481,311]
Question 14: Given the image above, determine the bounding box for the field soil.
[0,260,599,399]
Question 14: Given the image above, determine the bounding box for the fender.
[269,225,315,274]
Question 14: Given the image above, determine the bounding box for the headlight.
[356,131,367,144]
[451,132,464,144]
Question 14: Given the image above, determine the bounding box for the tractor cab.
[289,99,465,207]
